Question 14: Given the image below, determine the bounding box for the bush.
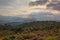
[45,36,58,40]
[10,36,15,40]
[3,38,8,40]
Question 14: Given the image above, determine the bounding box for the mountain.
[0,15,60,24]
[0,16,31,24]
[0,16,36,25]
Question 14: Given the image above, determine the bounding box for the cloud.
[0,0,29,8]
[0,12,55,23]
[51,14,60,21]
[0,0,30,17]
[29,0,48,6]
[30,0,36,2]
[0,0,15,6]
[28,12,54,21]
[0,0,60,23]
[0,6,30,17]
[52,0,60,2]
[0,8,18,16]
[47,0,60,10]
[0,16,28,23]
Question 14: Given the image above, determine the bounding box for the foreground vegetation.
[0,21,60,40]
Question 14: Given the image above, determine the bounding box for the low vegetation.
[0,21,60,40]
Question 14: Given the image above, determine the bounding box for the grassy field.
[0,21,60,40]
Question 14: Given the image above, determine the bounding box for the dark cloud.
[29,0,48,6]
[28,12,54,21]
[52,0,60,2]
[47,0,60,10]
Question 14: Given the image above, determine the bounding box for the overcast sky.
[0,0,60,23]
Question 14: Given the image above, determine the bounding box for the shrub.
[10,36,15,40]
[3,38,8,40]
[45,36,58,40]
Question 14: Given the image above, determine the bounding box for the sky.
[0,0,60,23]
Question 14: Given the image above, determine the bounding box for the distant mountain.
[0,16,29,24]
[0,15,60,24]
[6,22,31,26]
[0,16,34,25]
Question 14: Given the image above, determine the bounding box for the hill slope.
[0,21,60,40]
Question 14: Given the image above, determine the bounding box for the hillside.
[0,21,60,40]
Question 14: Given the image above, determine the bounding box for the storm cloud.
[47,1,60,11]
[47,0,60,10]
[29,0,48,6]
[28,12,54,21]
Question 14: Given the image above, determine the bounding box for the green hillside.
[0,21,60,40]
